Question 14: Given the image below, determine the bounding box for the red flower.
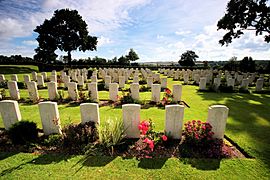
[162,135,168,141]
[165,88,171,94]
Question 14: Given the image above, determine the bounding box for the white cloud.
[175,30,191,36]
[0,18,28,40]
[97,36,113,47]
[22,40,38,46]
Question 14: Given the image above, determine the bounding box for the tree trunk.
[68,51,72,67]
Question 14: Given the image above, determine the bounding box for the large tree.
[239,56,256,72]
[126,48,139,62]
[178,50,198,66]
[217,0,270,46]
[34,9,97,66]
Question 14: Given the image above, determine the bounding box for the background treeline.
[0,54,270,73]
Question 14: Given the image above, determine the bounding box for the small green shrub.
[43,134,62,146]
[98,117,125,153]
[119,91,136,104]
[0,81,7,88]
[8,121,38,144]
[139,85,150,92]
[139,79,147,84]
[0,89,6,100]
[62,121,98,153]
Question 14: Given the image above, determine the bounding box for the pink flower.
[148,140,154,151]
[162,135,168,141]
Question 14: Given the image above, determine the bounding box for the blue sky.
[0,0,269,62]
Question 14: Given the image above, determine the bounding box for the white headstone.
[27,81,39,102]
[255,78,264,91]
[119,76,125,88]
[47,82,59,100]
[147,77,153,88]
[91,75,97,83]
[161,78,167,88]
[80,103,100,124]
[151,84,161,102]
[241,79,249,90]
[41,72,47,81]
[0,74,5,82]
[207,105,229,139]
[227,78,235,88]
[63,75,70,88]
[165,104,184,139]
[78,76,84,86]
[130,83,140,101]
[199,77,207,90]
[0,100,21,130]
[87,82,99,102]
[37,75,45,87]
[213,77,221,89]
[32,72,37,81]
[11,74,18,81]
[24,74,31,83]
[50,74,57,82]
[105,76,111,89]
[7,81,20,100]
[109,83,119,101]
[133,76,139,84]
[173,84,182,102]
[67,82,78,101]
[122,104,140,138]
[38,101,62,135]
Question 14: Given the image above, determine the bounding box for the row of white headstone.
[198,76,266,91]
[5,79,183,102]
[0,100,229,140]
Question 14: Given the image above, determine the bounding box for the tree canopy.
[178,50,198,66]
[34,9,97,66]
[126,48,139,62]
[217,0,270,46]
[239,56,256,72]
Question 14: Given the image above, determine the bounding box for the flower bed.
[0,120,246,159]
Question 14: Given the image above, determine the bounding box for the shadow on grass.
[29,154,74,165]
[73,155,116,174]
[138,158,168,169]
[0,152,18,161]
[179,158,221,170]
[0,154,74,177]
[77,155,116,167]
[0,66,37,74]
[197,91,270,169]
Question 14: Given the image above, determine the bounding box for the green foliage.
[0,81,7,89]
[126,48,139,62]
[98,117,125,150]
[34,9,98,65]
[119,91,136,104]
[223,56,239,71]
[217,0,270,45]
[178,50,198,66]
[8,121,38,145]
[62,121,98,153]
[139,85,151,92]
[43,134,62,146]
[239,56,256,72]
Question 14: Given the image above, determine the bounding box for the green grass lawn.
[0,65,270,179]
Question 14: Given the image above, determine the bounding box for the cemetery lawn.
[0,65,270,178]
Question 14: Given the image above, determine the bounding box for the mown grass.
[0,65,270,179]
